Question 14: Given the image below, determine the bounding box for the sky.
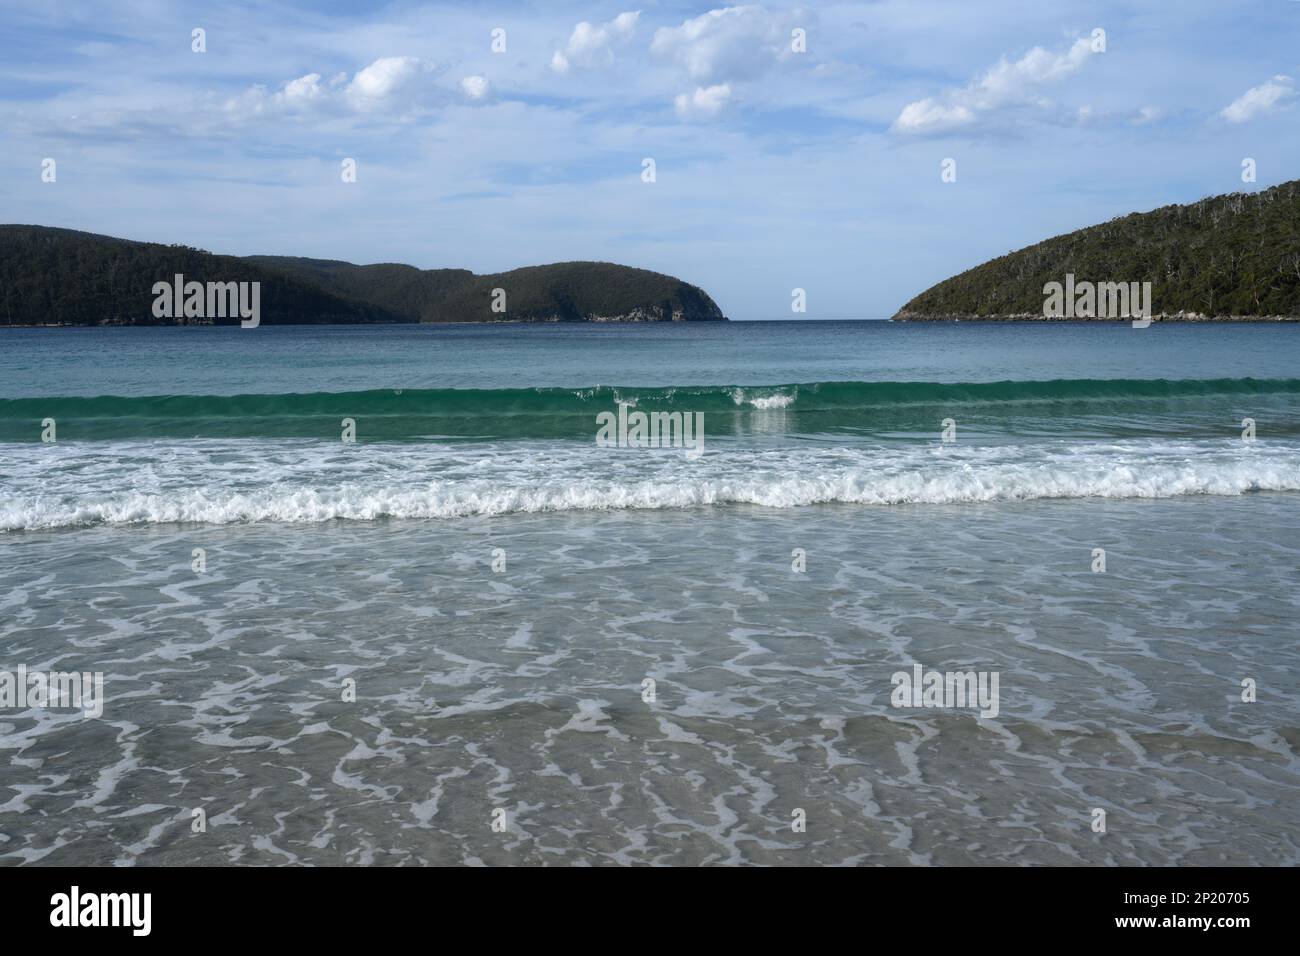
[2,0,1299,319]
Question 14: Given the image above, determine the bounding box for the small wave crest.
[3,377,1296,441]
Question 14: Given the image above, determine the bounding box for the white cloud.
[282,73,325,102]
[224,71,346,117]
[1220,75,1296,123]
[225,58,431,118]
[651,6,799,120]
[651,5,790,83]
[346,56,425,109]
[894,100,973,133]
[674,83,732,118]
[893,36,1100,134]
[460,75,491,101]
[550,11,640,73]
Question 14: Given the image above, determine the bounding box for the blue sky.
[2,0,1298,319]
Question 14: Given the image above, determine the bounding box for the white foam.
[2,437,1298,529]
[730,387,797,409]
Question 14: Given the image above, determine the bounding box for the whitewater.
[3,435,1299,530]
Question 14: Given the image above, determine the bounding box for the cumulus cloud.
[460,75,491,101]
[224,71,347,116]
[550,11,640,73]
[282,73,326,102]
[225,57,433,118]
[345,56,425,109]
[1220,75,1296,122]
[674,83,732,118]
[651,6,800,120]
[893,36,1102,134]
[651,5,791,83]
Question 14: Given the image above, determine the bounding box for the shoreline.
[0,317,730,329]
[890,311,1300,323]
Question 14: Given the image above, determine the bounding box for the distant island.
[893,179,1300,322]
[0,225,727,326]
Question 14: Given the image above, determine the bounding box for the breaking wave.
[3,437,1298,530]
[2,377,1297,440]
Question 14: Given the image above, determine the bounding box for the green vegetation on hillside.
[894,180,1300,320]
[251,256,725,323]
[437,261,725,323]
[244,256,475,321]
[0,226,399,326]
[0,225,726,326]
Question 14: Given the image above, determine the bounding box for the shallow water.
[1,497,1296,865]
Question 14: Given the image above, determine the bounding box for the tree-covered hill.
[248,256,725,323]
[0,226,399,326]
[435,261,726,323]
[243,256,475,322]
[893,180,1300,321]
[0,225,727,325]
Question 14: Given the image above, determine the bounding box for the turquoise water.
[1,321,1298,865]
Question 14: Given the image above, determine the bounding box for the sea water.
[0,321,1297,865]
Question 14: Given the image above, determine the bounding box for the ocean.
[1,321,1297,865]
